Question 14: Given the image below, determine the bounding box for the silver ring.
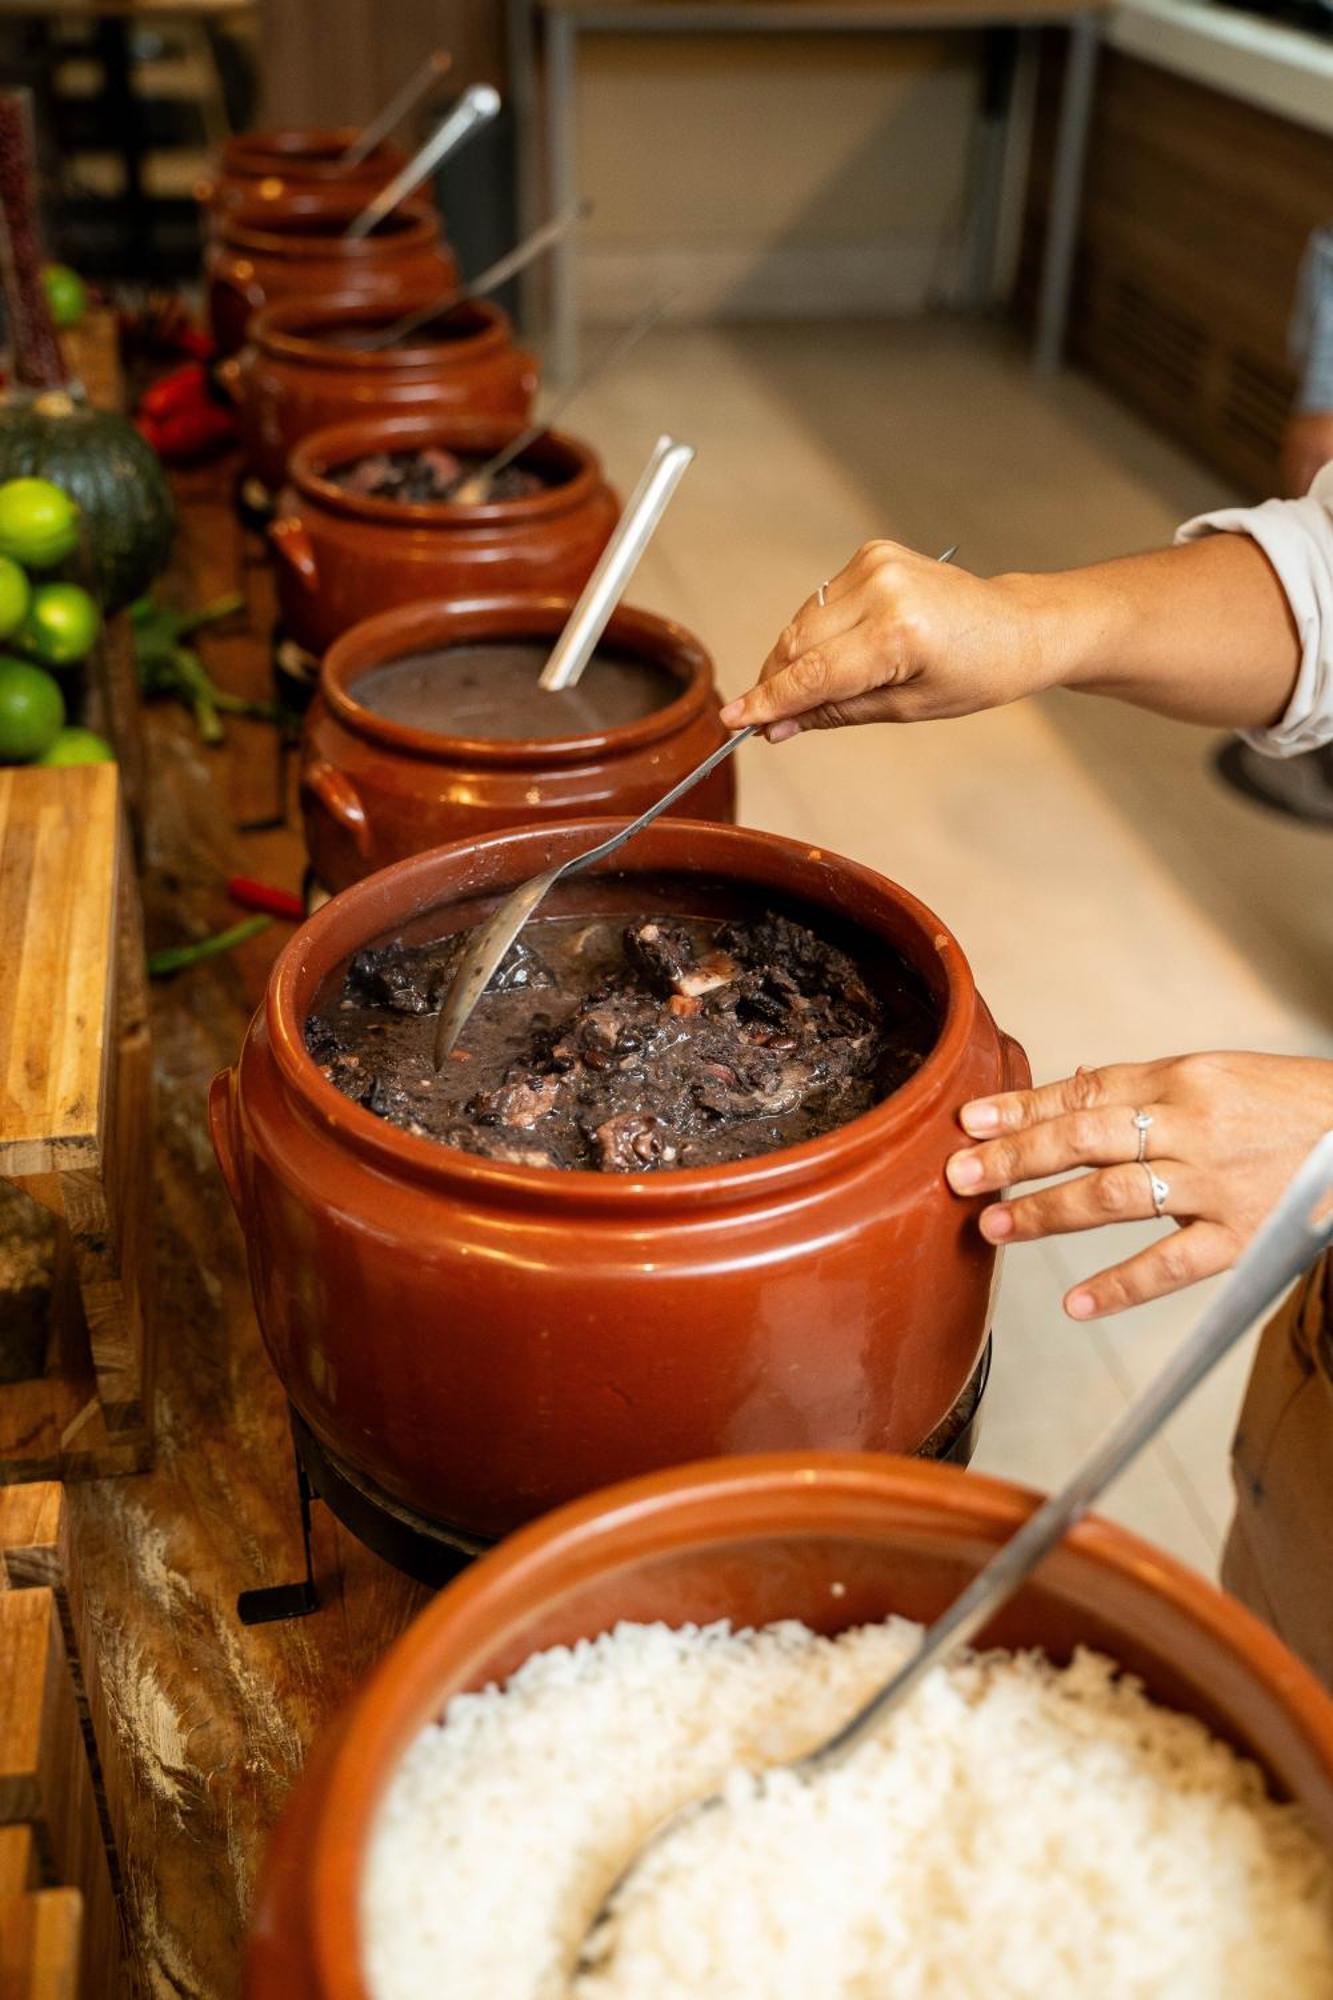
[817,580,829,608]
[1132,1109,1152,1163]
[1144,1165,1170,1217]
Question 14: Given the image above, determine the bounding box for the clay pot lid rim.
[320,595,716,764]
[264,816,976,1207]
[303,1450,1333,2000]
[289,416,602,526]
[218,202,439,259]
[252,293,510,370]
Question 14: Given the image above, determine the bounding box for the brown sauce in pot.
[350,641,679,741]
[306,900,938,1172]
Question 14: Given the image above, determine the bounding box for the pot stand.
[235,1340,992,1625]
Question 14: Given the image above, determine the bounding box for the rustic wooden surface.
[0,1881,83,2000]
[63,460,429,2000]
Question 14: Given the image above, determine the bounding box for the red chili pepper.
[138,400,237,464]
[227,876,305,921]
[140,360,211,419]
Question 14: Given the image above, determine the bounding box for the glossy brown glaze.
[244,1452,1333,2000]
[200,128,410,231]
[270,415,619,653]
[232,294,539,489]
[205,194,455,358]
[210,820,1027,1537]
[302,596,735,890]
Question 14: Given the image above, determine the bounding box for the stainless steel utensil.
[337,50,453,170]
[359,202,588,352]
[346,84,500,240]
[443,295,668,504]
[574,1129,1333,1974]
[428,432,699,1069]
[431,727,752,1070]
[540,435,694,691]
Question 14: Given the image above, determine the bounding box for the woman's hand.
[718,541,1054,740]
[945,1052,1333,1319]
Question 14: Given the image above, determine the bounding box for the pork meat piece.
[591,1112,681,1172]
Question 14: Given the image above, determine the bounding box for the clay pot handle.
[269,514,319,589]
[301,759,370,857]
[208,1068,245,1216]
[999,1030,1031,1094]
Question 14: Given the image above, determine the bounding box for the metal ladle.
[573,1132,1333,1977]
[358,202,588,352]
[336,50,453,170]
[345,84,500,240]
[430,433,697,1068]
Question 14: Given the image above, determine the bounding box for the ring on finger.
[1132,1109,1153,1164]
[1142,1163,1170,1217]
[817,579,829,608]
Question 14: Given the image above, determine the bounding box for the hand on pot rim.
[944,1051,1333,1320]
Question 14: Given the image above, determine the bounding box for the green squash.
[0,392,174,612]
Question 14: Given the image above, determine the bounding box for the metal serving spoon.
[359,202,587,352]
[430,434,698,1068]
[443,295,669,504]
[337,50,453,170]
[573,1132,1333,1977]
[346,84,500,240]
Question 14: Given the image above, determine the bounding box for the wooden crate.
[0,766,154,1481]
[0,1485,120,2000]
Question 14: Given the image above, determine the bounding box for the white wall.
[574,31,982,321]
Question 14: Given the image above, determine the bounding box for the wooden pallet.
[0,1485,121,1999]
[0,766,154,1481]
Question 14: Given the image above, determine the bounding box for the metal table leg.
[507,0,542,337]
[960,27,1019,311]
[545,8,580,384]
[1034,11,1099,374]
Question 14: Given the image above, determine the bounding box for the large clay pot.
[210,819,1028,1541]
[230,293,539,490]
[199,128,410,232]
[206,195,455,358]
[245,1451,1333,2000]
[269,413,619,654]
[302,594,736,890]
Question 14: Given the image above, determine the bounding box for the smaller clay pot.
[270,413,619,654]
[198,128,410,232]
[229,293,539,490]
[244,1453,1333,2000]
[205,194,455,358]
[302,594,736,890]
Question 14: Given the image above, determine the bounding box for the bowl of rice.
[245,1453,1333,2000]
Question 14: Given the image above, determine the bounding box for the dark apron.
[1223,1252,1333,1686]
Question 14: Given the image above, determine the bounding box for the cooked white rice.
[362,1617,1333,1999]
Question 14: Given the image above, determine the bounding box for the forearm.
[1000,534,1301,728]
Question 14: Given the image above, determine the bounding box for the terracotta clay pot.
[269,413,619,654]
[245,1451,1333,2000]
[205,195,455,358]
[199,128,410,231]
[302,594,735,890]
[210,819,1027,1540]
[229,293,539,490]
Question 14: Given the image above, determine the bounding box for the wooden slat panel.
[0,1887,82,2000]
[0,768,120,1180]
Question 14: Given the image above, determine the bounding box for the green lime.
[0,556,31,640]
[42,264,88,330]
[0,657,65,762]
[0,478,81,570]
[16,582,101,668]
[36,726,114,766]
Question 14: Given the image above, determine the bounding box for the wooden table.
[58,462,428,1998]
[508,0,1105,379]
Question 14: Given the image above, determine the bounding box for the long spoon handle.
[800,1131,1333,1775]
[540,436,694,692]
[562,729,756,879]
[338,50,453,169]
[347,84,500,239]
[363,202,587,351]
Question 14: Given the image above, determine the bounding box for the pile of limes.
[0,476,113,767]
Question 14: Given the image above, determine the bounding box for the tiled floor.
[574,315,1333,1577]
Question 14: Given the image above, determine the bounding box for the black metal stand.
[237,1338,993,1624]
